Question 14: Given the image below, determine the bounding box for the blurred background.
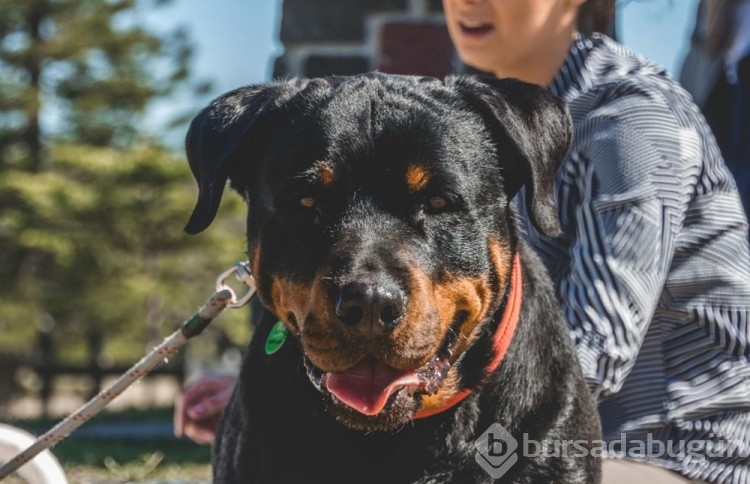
[0,0,699,481]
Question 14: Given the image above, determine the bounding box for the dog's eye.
[427,195,448,211]
[299,196,316,209]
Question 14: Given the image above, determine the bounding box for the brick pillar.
[274,0,457,79]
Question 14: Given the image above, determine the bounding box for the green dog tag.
[265,321,289,355]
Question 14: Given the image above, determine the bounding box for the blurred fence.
[34,330,185,402]
[1,329,186,418]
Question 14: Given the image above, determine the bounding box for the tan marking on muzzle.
[419,367,461,412]
[277,268,361,371]
[434,275,491,343]
[269,277,312,333]
[417,240,514,414]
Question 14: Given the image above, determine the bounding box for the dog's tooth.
[303,358,325,392]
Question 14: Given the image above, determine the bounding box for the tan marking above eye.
[316,163,336,187]
[300,196,316,208]
[406,165,431,193]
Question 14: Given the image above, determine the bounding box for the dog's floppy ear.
[449,76,572,237]
[183,80,308,235]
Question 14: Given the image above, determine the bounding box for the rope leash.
[0,262,255,481]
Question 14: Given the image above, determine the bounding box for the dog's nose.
[335,282,406,329]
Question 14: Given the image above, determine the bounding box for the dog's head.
[184,74,570,431]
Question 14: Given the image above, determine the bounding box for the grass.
[5,407,212,482]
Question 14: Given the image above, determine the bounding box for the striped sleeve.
[532,32,750,481]
[558,88,691,399]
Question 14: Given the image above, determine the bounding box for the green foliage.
[0,0,205,170]
[0,0,251,374]
[0,143,249,364]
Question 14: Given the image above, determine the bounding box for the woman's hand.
[173,375,237,444]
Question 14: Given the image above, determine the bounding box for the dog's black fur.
[184,74,601,483]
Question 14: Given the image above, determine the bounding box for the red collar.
[414,252,523,419]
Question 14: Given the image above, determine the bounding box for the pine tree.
[0,0,204,170]
[0,0,248,381]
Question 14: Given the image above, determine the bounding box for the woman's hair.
[577,0,616,36]
[702,0,733,55]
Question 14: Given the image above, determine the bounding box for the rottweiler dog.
[184,73,601,483]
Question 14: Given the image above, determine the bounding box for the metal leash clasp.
[216,261,256,308]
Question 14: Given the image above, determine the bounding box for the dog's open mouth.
[303,349,453,416]
[302,312,471,418]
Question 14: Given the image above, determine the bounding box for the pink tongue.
[326,360,420,415]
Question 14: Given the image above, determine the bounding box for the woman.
[442,0,750,482]
[679,0,750,216]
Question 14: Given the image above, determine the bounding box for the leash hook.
[216,261,256,308]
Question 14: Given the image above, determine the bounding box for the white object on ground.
[0,424,67,484]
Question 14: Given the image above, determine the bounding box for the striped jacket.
[521,34,750,483]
